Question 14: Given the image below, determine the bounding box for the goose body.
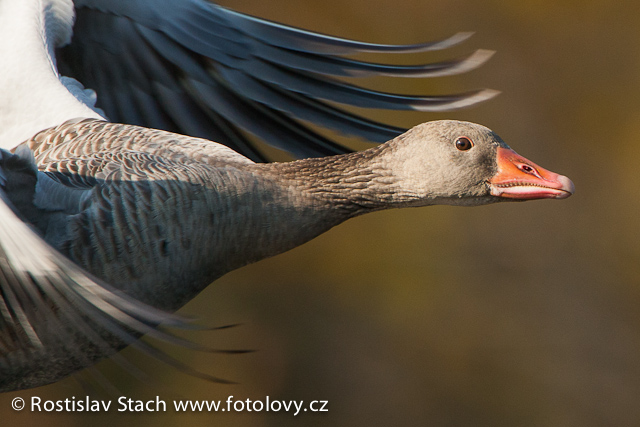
[24,118,571,309]
[0,0,573,391]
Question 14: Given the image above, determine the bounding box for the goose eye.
[455,137,473,151]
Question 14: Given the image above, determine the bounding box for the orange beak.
[489,147,574,200]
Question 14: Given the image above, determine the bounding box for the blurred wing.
[0,149,218,386]
[59,0,497,161]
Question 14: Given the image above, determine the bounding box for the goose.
[0,0,574,392]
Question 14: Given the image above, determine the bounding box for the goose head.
[378,120,574,208]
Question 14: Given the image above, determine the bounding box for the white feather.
[0,0,103,150]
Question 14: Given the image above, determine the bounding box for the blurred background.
[3,0,640,425]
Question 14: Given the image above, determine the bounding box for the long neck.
[0,0,101,149]
[259,144,424,216]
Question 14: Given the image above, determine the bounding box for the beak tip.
[558,174,575,198]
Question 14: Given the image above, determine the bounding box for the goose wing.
[58,0,496,161]
[0,148,213,391]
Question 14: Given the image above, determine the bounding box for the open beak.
[489,147,574,200]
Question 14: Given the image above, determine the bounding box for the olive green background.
[3,0,639,425]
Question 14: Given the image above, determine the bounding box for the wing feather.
[59,1,497,159]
